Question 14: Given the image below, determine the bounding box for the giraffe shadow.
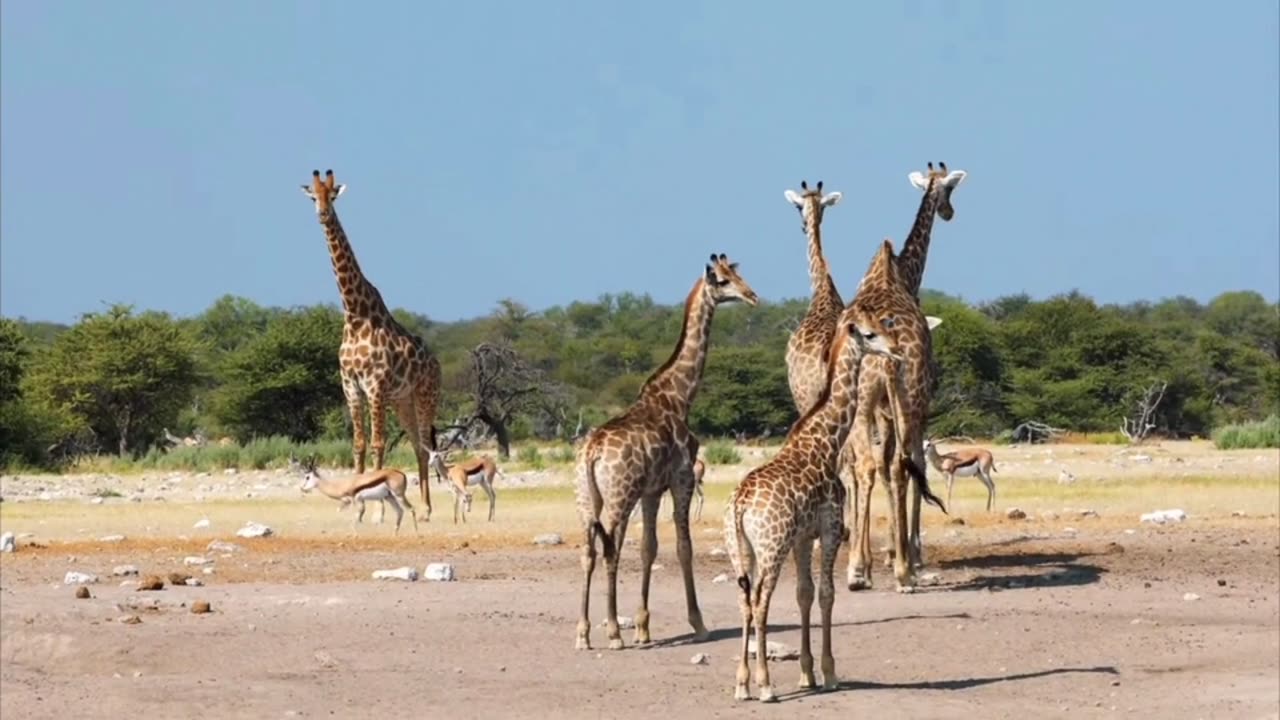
[650,612,972,647]
[931,550,1107,592]
[768,665,1120,704]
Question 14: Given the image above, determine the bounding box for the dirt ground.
[2,441,1278,719]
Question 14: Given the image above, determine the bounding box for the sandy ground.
[2,441,1278,719]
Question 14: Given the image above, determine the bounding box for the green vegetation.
[1212,415,1280,450]
[2,286,1277,473]
[703,441,742,465]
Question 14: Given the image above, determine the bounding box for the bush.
[548,445,576,465]
[1212,415,1280,450]
[704,441,741,465]
[516,445,544,469]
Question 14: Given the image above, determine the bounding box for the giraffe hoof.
[797,673,816,690]
[895,583,918,594]
[734,686,751,702]
[822,676,839,692]
[575,637,592,651]
[758,686,778,703]
[608,638,625,651]
[847,577,872,592]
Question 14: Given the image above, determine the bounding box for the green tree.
[213,306,344,441]
[691,346,794,436]
[26,305,201,456]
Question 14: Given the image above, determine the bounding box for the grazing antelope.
[922,438,997,512]
[426,450,503,524]
[298,456,419,535]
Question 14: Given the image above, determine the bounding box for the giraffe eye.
[883,317,896,329]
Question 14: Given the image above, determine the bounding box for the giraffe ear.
[333,184,348,198]
[926,315,944,331]
[300,185,316,198]
[942,170,967,188]
[783,189,803,207]
[908,172,929,191]
[821,191,843,207]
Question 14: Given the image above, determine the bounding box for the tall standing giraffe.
[725,308,924,701]
[842,239,947,592]
[898,161,967,297]
[575,253,759,651]
[300,170,443,521]
[783,181,845,415]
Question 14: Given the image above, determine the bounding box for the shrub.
[1212,415,1280,449]
[517,445,544,469]
[704,441,741,465]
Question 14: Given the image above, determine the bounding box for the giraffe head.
[907,162,966,221]
[844,240,918,361]
[783,180,842,231]
[300,169,347,215]
[704,253,760,306]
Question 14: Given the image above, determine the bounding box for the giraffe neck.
[319,209,387,318]
[897,182,942,297]
[804,205,842,306]
[790,337,862,458]
[637,279,716,418]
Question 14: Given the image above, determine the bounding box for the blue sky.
[2,1,1277,324]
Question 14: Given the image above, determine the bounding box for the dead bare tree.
[1010,421,1065,444]
[1120,380,1168,445]
[459,342,563,459]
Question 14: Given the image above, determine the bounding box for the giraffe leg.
[367,385,388,471]
[671,475,709,641]
[576,522,598,651]
[846,428,876,590]
[341,374,367,474]
[735,569,754,701]
[752,565,782,703]
[634,494,660,645]
[604,517,631,650]
[411,379,438,522]
[883,430,915,592]
[906,441,926,570]
[818,518,840,691]
[793,538,816,689]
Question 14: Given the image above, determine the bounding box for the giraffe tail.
[732,501,753,596]
[902,456,948,515]
[583,446,615,561]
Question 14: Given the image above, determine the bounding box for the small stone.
[90,497,104,505]
[74,586,91,599]
[424,563,456,582]
[63,571,98,585]
[709,547,728,558]
[532,533,563,546]
[650,563,664,571]
[120,614,142,625]
[190,600,212,614]
[712,573,729,584]
[167,572,192,586]
[0,532,14,553]
[1217,579,1227,587]
[1006,508,1027,520]
[1079,509,1099,518]
[690,653,709,665]
[202,567,215,575]
[948,517,966,526]
[1183,592,1200,602]
[112,565,140,576]
[137,576,165,591]
[184,556,213,566]
[184,578,204,587]
[193,518,211,529]
[372,567,419,582]
[206,540,242,554]
[918,572,942,587]
[599,616,636,629]
[235,522,273,538]
[1140,509,1187,525]
[99,534,126,543]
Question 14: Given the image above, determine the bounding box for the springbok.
[298,456,419,534]
[922,438,997,512]
[426,450,503,523]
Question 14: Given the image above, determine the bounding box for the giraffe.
[724,308,926,701]
[783,180,845,416]
[898,161,967,297]
[842,239,947,592]
[574,253,759,651]
[300,169,443,521]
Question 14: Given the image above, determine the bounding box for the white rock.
[1062,527,1078,535]
[0,532,14,553]
[918,572,942,587]
[193,518,211,529]
[709,547,728,558]
[424,563,456,582]
[202,567,215,575]
[690,653,709,665]
[1183,592,1200,602]
[1132,455,1152,463]
[206,540,242,553]
[235,522,273,538]
[372,567,419,582]
[64,571,98,585]
[598,616,635,629]
[90,497,104,505]
[1140,509,1187,525]
[112,565,139,576]
[712,573,729,584]
[224,468,239,475]
[184,578,204,587]
[748,639,799,661]
[532,533,563,546]
[1124,529,1137,535]
[38,491,52,501]
[184,556,213,566]
[99,534,126,543]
